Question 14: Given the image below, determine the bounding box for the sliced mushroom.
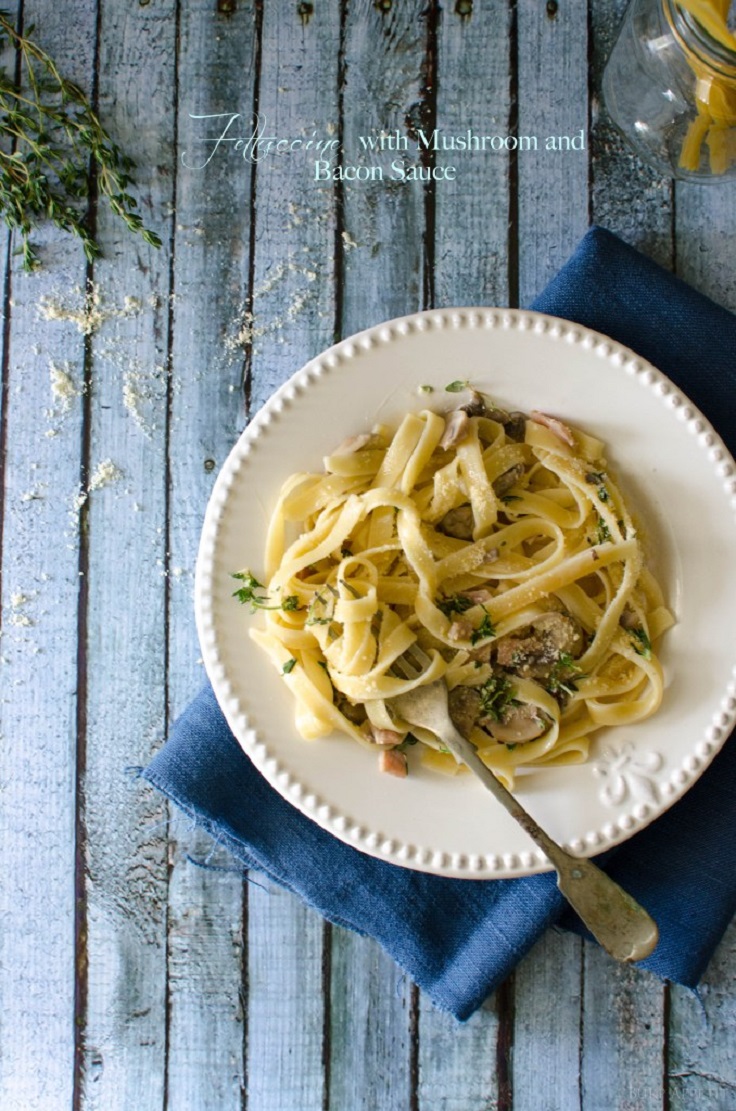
[448,685,482,739]
[503,411,527,442]
[438,504,474,540]
[459,390,487,418]
[492,462,525,498]
[494,612,583,679]
[335,692,367,725]
[485,702,548,744]
[530,410,576,448]
[440,409,471,450]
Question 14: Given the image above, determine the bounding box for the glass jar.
[602,0,736,182]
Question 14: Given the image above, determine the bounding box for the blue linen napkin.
[144,226,736,1021]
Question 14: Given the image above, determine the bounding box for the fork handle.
[442,723,659,964]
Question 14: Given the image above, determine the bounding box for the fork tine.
[404,642,433,671]
[392,654,419,681]
[391,641,433,681]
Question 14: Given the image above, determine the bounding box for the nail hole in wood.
[204,458,216,472]
[455,0,473,17]
[297,1,313,23]
[546,0,558,17]
[374,0,393,11]
[217,0,236,11]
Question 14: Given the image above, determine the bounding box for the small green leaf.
[471,612,496,645]
[445,380,469,393]
[282,658,297,674]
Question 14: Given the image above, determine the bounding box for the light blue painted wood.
[339,0,428,335]
[581,949,665,1110]
[516,0,590,307]
[78,0,176,1104]
[668,921,736,1110]
[0,2,96,1106]
[433,0,512,311]
[513,933,584,1111]
[165,2,259,1107]
[418,996,501,1110]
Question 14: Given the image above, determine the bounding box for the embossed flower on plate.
[592,742,663,807]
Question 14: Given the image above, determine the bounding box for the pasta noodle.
[237,390,673,787]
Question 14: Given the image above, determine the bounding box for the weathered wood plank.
[516,0,590,307]
[0,2,96,1106]
[581,949,665,1110]
[338,0,429,335]
[513,933,584,1111]
[243,3,342,1108]
[433,0,512,311]
[417,995,501,1111]
[668,921,736,1110]
[329,928,415,1111]
[165,2,259,1107]
[78,0,176,1104]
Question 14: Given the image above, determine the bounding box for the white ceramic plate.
[196,308,736,878]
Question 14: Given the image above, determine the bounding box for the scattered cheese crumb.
[342,230,358,250]
[49,361,80,414]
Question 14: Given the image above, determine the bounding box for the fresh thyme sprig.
[231,571,300,613]
[0,11,161,270]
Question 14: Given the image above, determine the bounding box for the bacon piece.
[371,727,405,746]
[378,749,408,777]
[447,618,473,642]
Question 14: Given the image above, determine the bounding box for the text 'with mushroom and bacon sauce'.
[234,388,673,786]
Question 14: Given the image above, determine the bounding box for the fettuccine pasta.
[235,390,673,787]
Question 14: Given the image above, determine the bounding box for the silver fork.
[390,645,659,964]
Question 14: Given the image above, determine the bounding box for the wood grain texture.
[0,2,96,1106]
[244,3,342,1107]
[516,0,590,307]
[417,994,501,1111]
[668,922,736,1110]
[433,0,512,310]
[339,0,430,333]
[512,932,584,1111]
[581,949,665,1111]
[165,2,259,1107]
[77,0,176,1104]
